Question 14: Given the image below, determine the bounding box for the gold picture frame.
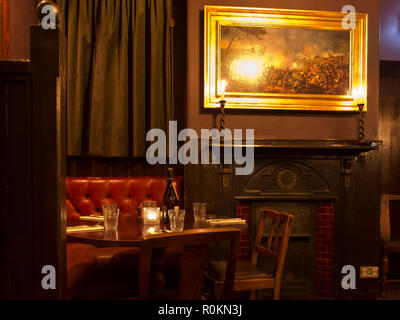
[204,6,368,111]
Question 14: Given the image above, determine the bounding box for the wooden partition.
[0,60,33,298]
[0,26,66,299]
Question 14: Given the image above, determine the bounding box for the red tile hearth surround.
[315,202,335,299]
[236,202,251,261]
[236,201,335,299]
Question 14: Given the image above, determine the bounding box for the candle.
[147,211,158,221]
[143,207,161,225]
[221,80,227,101]
[353,86,366,106]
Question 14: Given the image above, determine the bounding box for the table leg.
[151,247,167,295]
[381,254,389,298]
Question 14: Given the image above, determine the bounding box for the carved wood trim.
[342,159,353,190]
[242,161,330,196]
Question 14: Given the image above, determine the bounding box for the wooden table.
[67,220,143,248]
[67,218,247,295]
[67,218,247,247]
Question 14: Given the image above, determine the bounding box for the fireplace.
[236,201,334,299]
[232,157,339,299]
[185,140,381,299]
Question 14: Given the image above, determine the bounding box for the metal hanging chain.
[219,100,226,131]
[358,104,365,141]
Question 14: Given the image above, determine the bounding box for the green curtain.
[57,0,173,157]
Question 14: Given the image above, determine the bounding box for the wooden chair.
[380,194,400,297]
[205,209,293,300]
[138,228,241,300]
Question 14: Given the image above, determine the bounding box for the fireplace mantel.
[211,139,377,156]
[247,139,376,150]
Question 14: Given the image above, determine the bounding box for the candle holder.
[142,207,161,225]
[218,99,226,131]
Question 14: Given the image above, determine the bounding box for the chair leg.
[273,280,281,300]
[381,255,389,298]
[215,283,224,300]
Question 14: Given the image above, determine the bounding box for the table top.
[67,218,247,248]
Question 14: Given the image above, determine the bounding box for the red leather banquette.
[66,176,182,226]
[66,176,182,299]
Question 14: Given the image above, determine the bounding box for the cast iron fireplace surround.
[184,140,381,299]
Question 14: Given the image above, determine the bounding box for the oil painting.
[204,6,368,111]
[221,26,350,96]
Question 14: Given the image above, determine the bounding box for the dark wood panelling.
[110,158,131,177]
[349,145,382,298]
[0,61,33,299]
[379,61,400,195]
[92,160,112,177]
[67,157,183,179]
[380,61,400,280]
[381,60,400,78]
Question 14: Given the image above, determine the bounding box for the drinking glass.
[104,230,118,240]
[103,203,120,231]
[193,202,207,220]
[193,202,201,220]
[168,209,186,232]
[103,203,118,212]
[199,203,207,219]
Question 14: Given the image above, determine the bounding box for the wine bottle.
[162,168,179,230]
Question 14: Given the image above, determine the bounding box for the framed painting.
[204,6,368,111]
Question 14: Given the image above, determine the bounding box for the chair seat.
[206,261,273,282]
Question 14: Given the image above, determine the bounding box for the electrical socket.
[360,266,379,279]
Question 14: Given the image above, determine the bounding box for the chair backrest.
[380,194,400,242]
[138,228,240,300]
[251,209,294,280]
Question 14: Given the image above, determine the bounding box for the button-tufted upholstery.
[66,177,182,226]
